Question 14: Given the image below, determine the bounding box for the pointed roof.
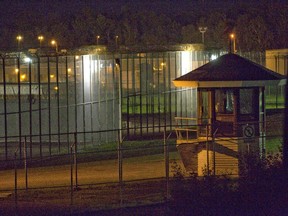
[173,53,286,88]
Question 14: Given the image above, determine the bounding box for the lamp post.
[16,35,23,50]
[198,27,207,44]
[38,35,44,48]
[115,35,119,49]
[96,35,100,45]
[51,40,58,53]
[229,33,236,53]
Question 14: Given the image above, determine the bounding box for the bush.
[169,152,288,215]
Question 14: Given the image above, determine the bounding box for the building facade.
[0,48,279,160]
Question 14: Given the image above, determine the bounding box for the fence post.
[74,133,78,189]
[118,129,123,207]
[70,144,74,206]
[24,136,28,190]
[14,148,19,210]
[212,128,217,176]
[206,124,210,176]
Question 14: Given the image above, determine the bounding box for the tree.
[181,24,200,43]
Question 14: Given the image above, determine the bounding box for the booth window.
[240,89,254,114]
[215,89,234,114]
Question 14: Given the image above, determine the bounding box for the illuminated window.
[240,89,254,114]
[215,89,234,114]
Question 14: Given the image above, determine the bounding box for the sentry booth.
[173,53,285,176]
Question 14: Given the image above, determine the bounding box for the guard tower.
[173,53,285,176]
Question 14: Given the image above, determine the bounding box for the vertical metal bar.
[157,53,161,133]
[24,136,28,190]
[14,150,18,208]
[56,55,60,153]
[73,56,78,146]
[164,128,169,200]
[90,55,93,144]
[139,55,143,137]
[283,61,288,170]
[151,53,155,135]
[37,56,42,159]
[29,60,32,158]
[206,124,210,176]
[179,53,183,121]
[104,54,108,141]
[118,129,123,207]
[74,133,78,189]
[168,52,172,131]
[145,54,149,134]
[262,87,266,156]
[65,56,70,152]
[213,131,216,176]
[17,57,22,158]
[103,55,108,142]
[70,144,73,206]
[48,57,52,156]
[132,54,136,137]
[163,53,167,133]
[119,55,123,143]
[2,57,8,160]
[126,54,130,137]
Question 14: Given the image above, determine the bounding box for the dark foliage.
[0,0,287,51]
[169,153,288,215]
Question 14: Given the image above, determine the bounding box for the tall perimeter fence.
[0,50,286,214]
[0,112,284,215]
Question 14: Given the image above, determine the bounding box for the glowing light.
[50,74,55,78]
[181,51,193,75]
[38,35,44,48]
[67,68,72,73]
[20,74,26,81]
[211,54,218,61]
[15,68,19,73]
[16,35,22,41]
[54,86,58,90]
[24,57,32,63]
[51,40,58,52]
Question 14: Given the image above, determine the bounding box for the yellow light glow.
[20,74,26,81]
[54,86,58,90]
[51,40,56,45]
[50,74,55,78]
[15,68,19,73]
[67,68,72,73]
[75,56,79,60]
[38,35,44,41]
[230,33,235,39]
[16,35,22,41]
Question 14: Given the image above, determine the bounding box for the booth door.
[214,89,237,136]
[198,90,212,137]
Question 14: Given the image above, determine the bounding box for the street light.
[229,33,236,53]
[198,27,207,44]
[96,35,100,45]
[38,35,44,48]
[16,35,23,50]
[51,40,58,53]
